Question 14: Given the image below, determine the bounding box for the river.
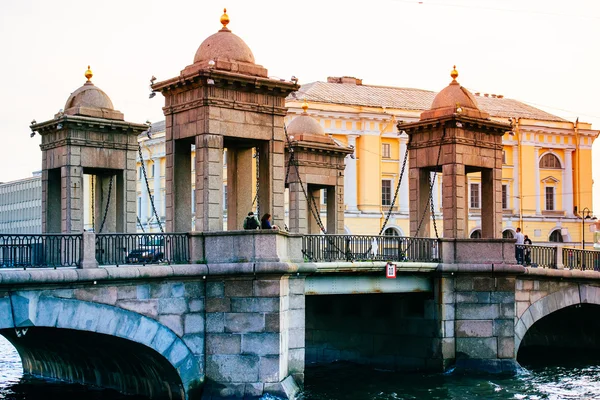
[0,336,598,399]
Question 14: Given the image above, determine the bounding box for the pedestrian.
[515,227,525,265]
[524,234,532,265]
[260,213,278,230]
[243,211,259,230]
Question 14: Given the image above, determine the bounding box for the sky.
[1,0,599,212]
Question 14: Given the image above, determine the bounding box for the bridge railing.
[562,247,600,271]
[0,234,82,268]
[95,233,190,266]
[302,234,441,263]
[516,244,557,269]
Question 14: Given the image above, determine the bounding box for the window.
[382,180,392,206]
[137,197,142,216]
[470,229,482,239]
[138,166,142,180]
[539,153,561,169]
[545,186,555,211]
[503,230,514,239]
[384,227,399,236]
[502,151,506,164]
[470,183,480,209]
[502,185,508,209]
[151,163,155,178]
[549,229,563,243]
[322,189,328,205]
[382,143,391,158]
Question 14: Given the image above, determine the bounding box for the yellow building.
[134,75,599,246]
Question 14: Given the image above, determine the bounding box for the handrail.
[302,234,441,263]
[562,247,600,271]
[0,234,82,269]
[95,233,189,266]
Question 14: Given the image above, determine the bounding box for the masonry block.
[456,337,498,359]
[455,320,493,338]
[206,355,259,382]
[225,313,265,333]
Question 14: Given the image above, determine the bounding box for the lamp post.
[581,207,597,249]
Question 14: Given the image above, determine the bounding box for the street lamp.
[581,207,597,249]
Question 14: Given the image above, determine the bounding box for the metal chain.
[283,124,327,234]
[378,146,409,235]
[98,176,113,233]
[252,147,260,216]
[137,215,146,233]
[429,173,440,239]
[138,145,164,233]
[91,175,95,231]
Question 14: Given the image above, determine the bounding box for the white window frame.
[381,179,393,206]
[469,182,481,209]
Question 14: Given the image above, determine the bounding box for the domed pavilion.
[31,66,146,235]
[151,9,298,232]
[398,67,510,239]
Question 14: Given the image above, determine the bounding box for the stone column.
[481,168,502,238]
[195,135,223,232]
[288,181,308,234]
[61,165,84,233]
[513,145,520,213]
[442,164,467,239]
[564,149,574,217]
[152,157,163,221]
[344,135,358,212]
[227,148,253,230]
[94,174,117,233]
[398,134,409,214]
[326,185,342,234]
[410,168,432,237]
[258,140,285,229]
[534,147,541,215]
[43,168,61,233]
[125,149,138,233]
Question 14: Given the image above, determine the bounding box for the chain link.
[252,147,260,216]
[138,145,164,233]
[91,175,95,231]
[378,145,409,235]
[98,175,113,233]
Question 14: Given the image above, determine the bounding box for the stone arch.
[0,294,200,399]
[514,284,600,354]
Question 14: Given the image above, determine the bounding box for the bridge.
[0,232,599,399]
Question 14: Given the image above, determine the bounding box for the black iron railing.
[0,234,82,268]
[302,234,441,263]
[563,247,600,271]
[516,244,557,268]
[95,233,189,266]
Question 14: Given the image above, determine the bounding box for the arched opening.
[470,229,482,239]
[383,227,400,236]
[549,229,563,242]
[0,327,185,399]
[517,303,600,366]
[539,153,562,169]
[502,229,514,239]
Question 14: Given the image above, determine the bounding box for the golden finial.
[220,8,230,29]
[450,65,458,81]
[302,99,308,113]
[85,65,93,82]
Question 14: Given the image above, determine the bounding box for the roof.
[290,81,567,122]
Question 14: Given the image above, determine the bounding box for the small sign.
[386,262,396,279]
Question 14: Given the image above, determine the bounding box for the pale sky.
[1,0,599,212]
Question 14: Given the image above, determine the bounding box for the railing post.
[80,231,98,269]
[555,245,564,269]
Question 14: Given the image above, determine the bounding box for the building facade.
[0,175,42,234]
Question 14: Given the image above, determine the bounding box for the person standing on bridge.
[243,212,260,230]
[260,213,278,230]
[524,235,532,265]
[515,227,525,265]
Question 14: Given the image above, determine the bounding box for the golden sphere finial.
[302,99,309,113]
[220,8,230,29]
[450,65,458,81]
[85,65,93,82]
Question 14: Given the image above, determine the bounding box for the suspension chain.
[98,175,113,233]
[91,175,95,231]
[378,145,409,235]
[429,173,440,239]
[137,215,145,233]
[138,145,164,233]
[284,124,327,234]
[252,147,260,216]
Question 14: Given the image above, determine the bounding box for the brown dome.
[420,66,489,120]
[62,67,124,120]
[288,114,325,137]
[64,81,114,111]
[194,29,255,64]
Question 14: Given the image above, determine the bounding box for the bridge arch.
[0,294,201,399]
[514,284,600,356]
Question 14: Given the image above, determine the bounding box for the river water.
[0,336,599,399]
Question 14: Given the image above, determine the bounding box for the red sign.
[386,262,397,279]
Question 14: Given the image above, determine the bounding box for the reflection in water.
[2,334,600,399]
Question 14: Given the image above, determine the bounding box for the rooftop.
[290,80,567,122]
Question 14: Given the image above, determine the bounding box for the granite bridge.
[0,232,599,399]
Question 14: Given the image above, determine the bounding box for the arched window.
[503,230,514,239]
[539,153,561,169]
[384,227,400,236]
[549,229,563,242]
[470,229,482,239]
